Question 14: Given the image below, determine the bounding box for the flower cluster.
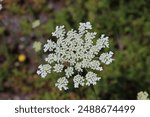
[33,41,42,52]
[0,0,3,11]
[137,91,149,100]
[37,22,114,90]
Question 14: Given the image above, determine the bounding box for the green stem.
[91,85,99,100]
[84,68,99,99]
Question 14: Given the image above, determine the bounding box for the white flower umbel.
[73,75,85,88]
[44,40,56,52]
[53,64,64,73]
[0,4,2,11]
[99,51,114,65]
[0,0,3,11]
[37,64,51,78]
[37,22,114,90]
[89,60,103,71]
[137,91,149,100]
[65,67,74,78]
[55,77,69,90]
[96,34,109,50]
[52,26,65,38]
[86,72,101,86]
[33,41,42,52]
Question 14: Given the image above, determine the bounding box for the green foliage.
[0,27,5,35]
[7,3,22,14]
[20,19,32,35]
[35,19,55,37]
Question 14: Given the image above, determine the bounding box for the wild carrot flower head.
[0,0,3,11]
[37,22,114,90]
[137,91,149,100]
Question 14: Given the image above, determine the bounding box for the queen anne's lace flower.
[45,54,57,64]
[37,22,114,90]
[0,4,2,11]
[137,91,149,100]
[75,62,82,72]
[96,34,109,50]
[85,72,101,86]
[33,41,42,52]
[65,67,74,78]
[37,64,51,78]
[73,75,85,88]
[53,64,64,72]
[89,60,103,71]
[99,51,114,65]
[79,22,92,33]
[44,40,56,52]
[52,26,65,38]
[0,0,3,11]
[55,77,68,90]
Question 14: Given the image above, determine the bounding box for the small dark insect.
[63,61,70,67]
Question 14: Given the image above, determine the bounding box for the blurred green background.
[0,0,150,99]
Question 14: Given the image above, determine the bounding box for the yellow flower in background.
[18,54,26,62]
